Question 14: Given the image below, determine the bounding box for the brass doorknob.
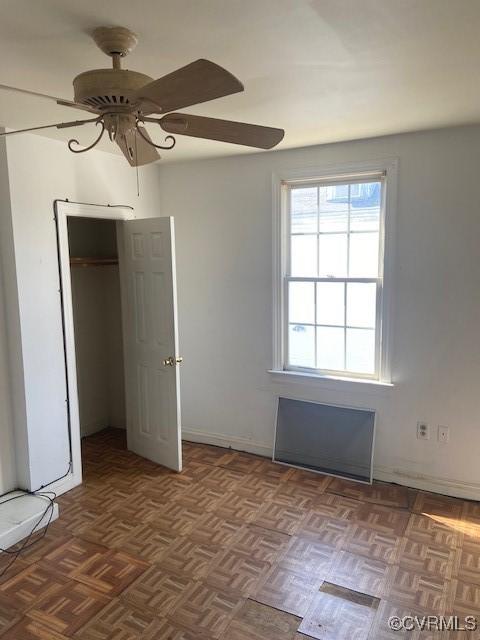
[163,356,183,367]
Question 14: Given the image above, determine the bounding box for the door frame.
[55,201,135,495]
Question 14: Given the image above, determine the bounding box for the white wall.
[159,124,480,499]
[0,136,19,494]
[3,132,161,490]
[71,265,125,437]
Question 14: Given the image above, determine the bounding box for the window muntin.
[285,177,384,379]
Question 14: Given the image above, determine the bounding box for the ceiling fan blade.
[135,59,243,114]
[0,84,96,113]
[159,113,285,149]
[0,117,99,137]
[116,127,160,167]
[56,99,98,114]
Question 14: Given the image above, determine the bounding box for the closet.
[67,217,126,437]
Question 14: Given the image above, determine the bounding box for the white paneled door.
[121,217,182,471]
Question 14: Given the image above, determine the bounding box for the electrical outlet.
[417,422,429,440]
[438,425,449,443]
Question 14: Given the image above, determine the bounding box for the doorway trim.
[55,201,135,496]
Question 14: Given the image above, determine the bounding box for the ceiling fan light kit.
[0,26,285,166]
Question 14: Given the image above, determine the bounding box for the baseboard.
[374,466,480,501]
[182,428,480,501]
[182,428,272,459]
[0,491,59,551]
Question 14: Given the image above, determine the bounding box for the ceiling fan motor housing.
[73,69,153,111]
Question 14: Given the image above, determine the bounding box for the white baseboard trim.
[182,428,272,459]
[182,428,480,500]
[374,466,480,501]
[0,492,59,551]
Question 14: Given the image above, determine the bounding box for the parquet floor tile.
[72,549,148,596]
[230,524,291,563]
[74,597,160,640]
[353,503,410,536]
[25,580,110,635]
[298,582,379,640]
[41,537,108,578]
[0,618,70,640]
[151,617,213,639]
[454,540,480,585]
[273,482,321,509]
[278,535,337,577]
[220,451,265,474]
[214,492,264,522]
[177,483,226,512]
[327,550,389,598]
[202,467,245,492]
[310,492,361,520]
[189,512,245,546]
[3,428,480,640]
[0,562,68,613]
[148,502,205,536]
[206,548,272,596]
[382,565,452,613]
[170,580,245,638]
[121,565,193,614]
[237,474,279,501]
[157,536,223,579]
[412,491,464,520]
[119,524,176,562]
[343,523,402,564]
[398,537,460,580]
[327,478,410,508]
[0,599,22,636]
[224,599,300,640]
[298,513,350,547]
[253,564,322,616]
[256,459,295,482]
[406,513,463,549]
[253,500,307,535]
[183,443,236,466]
[78,511,138,547]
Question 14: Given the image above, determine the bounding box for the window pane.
[289,324,315,368]
[291,235,317,276]
[317,326,344,371]
[316,282,344,326]
[289,282,314,324]
[319,234,347,277]
[346,328,375,374]
[319,185,348,232]
[349,232,379,277]
[347,282,376,328]
[350,182,381,232]
[291,187,317,233]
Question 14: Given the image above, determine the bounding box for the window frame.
[272,159,397,386]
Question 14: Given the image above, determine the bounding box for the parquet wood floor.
[1,427,479,639]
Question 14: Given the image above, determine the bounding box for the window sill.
[268,369,394,392]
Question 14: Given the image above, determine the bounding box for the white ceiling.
[1,0,480,163]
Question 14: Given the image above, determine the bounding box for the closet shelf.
[70,257,118,267]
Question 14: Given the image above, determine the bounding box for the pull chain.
[135,129,140,197]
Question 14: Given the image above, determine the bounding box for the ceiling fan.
[0,26,285,166]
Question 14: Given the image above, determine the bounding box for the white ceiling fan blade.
[0,83,96,113]
[0,117,99,137]
[116,127,160,167]
[159,113,285,149]
[134,59,244,115]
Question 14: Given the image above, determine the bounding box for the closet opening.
[67,217,127,458]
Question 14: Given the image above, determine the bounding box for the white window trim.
[271,158,398,387]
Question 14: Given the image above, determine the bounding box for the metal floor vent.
[273,397,376,484]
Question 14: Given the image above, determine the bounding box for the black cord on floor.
[0,463,72,578]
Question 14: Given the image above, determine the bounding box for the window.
[277,168,392,382]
